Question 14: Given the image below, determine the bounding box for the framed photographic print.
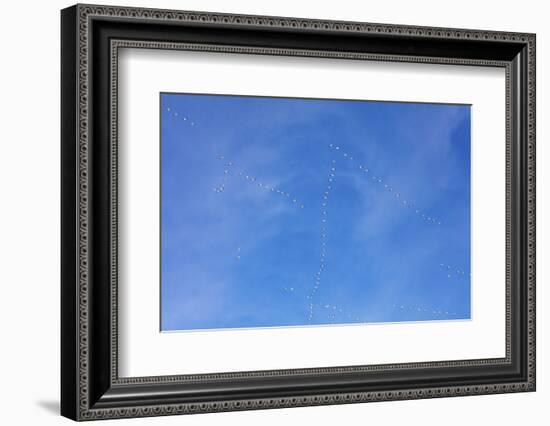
[61,4,536,421]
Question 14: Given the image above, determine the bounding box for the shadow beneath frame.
[36,400,59,416]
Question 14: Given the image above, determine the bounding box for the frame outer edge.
[77,2,91,420]
[61,4,80,422]
[527,33,535,390]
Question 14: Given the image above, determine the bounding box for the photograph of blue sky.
[160,93,471,332]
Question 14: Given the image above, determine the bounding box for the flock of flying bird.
[165,104,467,326]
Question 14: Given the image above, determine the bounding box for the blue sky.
[160,93,471,331]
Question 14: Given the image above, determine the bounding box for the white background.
[119,49,506,377]
[0,0,547,425]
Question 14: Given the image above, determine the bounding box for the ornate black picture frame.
[61,3,536,421]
